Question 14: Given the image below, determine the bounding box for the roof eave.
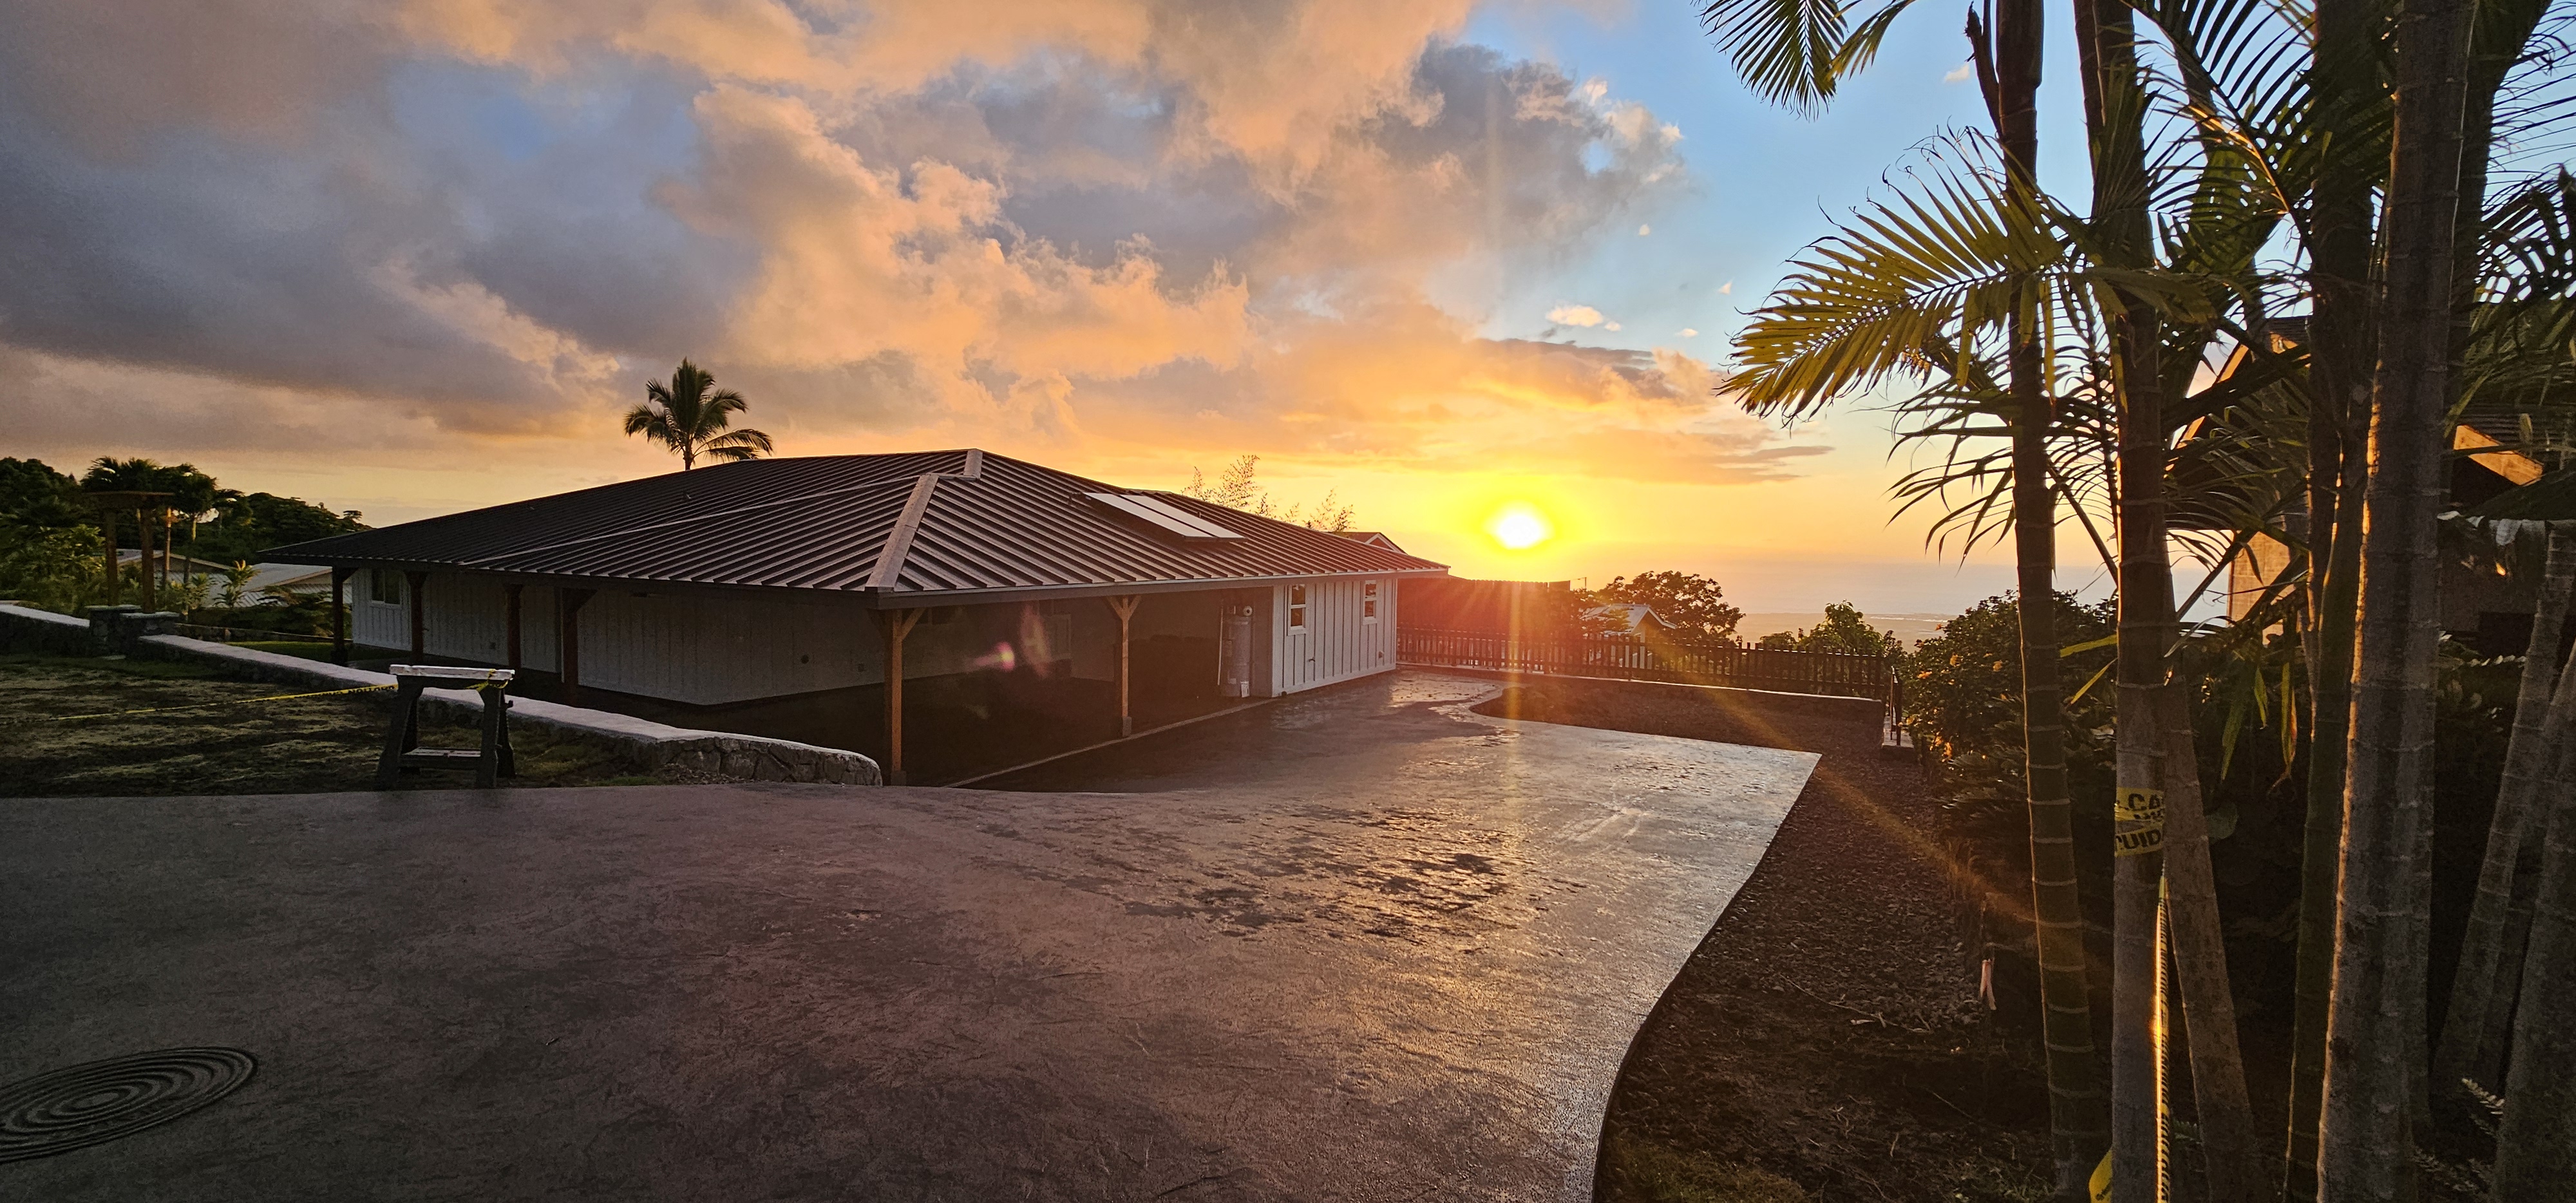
[247,559,1452,607]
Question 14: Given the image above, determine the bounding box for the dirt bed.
[0,654,670,796]
[1475,683,2054,1202]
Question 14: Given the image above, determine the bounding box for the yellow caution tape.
[48,683,393,721]
[2115,786,2166,858]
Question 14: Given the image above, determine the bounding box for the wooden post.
[560,587,596,704]
[375,676,431,790]
[137,506,156,611]
[100,507,120,605]
[1108,594,1140,737]
[405,571,428,658]
[504,583,524,673]
[330,567,351,665]
[884,607,923,784]
[160,509,175,602]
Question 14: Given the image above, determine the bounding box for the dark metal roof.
[265,450,1448,601]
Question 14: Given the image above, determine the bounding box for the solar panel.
[1083,492,1244,540]
[1123,493,1245,539]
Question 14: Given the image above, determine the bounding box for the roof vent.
[1085,492,1244,540]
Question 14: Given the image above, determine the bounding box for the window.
[1288,584,1307,629]
[370,569,402,605]
[1362,580,1380,621]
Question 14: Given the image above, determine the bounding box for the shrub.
[1900,592,2116,800]
[0,526,108,614]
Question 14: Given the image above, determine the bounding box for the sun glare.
[1485,502,1553,551]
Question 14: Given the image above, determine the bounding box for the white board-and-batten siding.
[355,571,880,706]
[357,568,1403,706]
[1273,575,1395,694]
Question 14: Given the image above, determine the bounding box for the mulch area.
[1475,682,2056,1202]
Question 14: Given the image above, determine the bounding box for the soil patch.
[0,654,685,796]
[1473,683,2054,1202]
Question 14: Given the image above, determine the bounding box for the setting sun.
[1485,502,1555,551]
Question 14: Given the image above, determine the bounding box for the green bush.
[1900,592,2116,801]
[0,526,108,614]
[1756,601,1903,657]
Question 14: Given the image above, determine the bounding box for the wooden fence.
[1396,625,1895,701]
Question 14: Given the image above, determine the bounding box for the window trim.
[1361,580,1380,622]
[1287,583,1308,630]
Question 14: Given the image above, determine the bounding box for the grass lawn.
[0,653,660,797]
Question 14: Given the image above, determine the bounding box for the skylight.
[1084,492,1244,540]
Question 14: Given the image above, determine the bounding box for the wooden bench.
[376,665,518,790]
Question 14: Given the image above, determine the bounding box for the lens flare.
[1485,503,1553,551]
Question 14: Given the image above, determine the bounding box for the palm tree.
[625,359,773,471]
[1695,3,2108,1192]
[2317,0,2474,1191]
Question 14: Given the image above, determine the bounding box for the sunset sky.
[1,0,2134,614]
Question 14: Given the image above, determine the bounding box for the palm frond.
[1701,0,1884,112]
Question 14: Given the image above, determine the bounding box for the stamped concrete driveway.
[1,671,1814,1202]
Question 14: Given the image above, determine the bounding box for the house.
[1586,603,1675,634]
[115,549,238,585]
[2202,319,2558,650]
[242,563,334,598]
[106,553,331,602]
[267,450,1449,782]
[1336,531,1409,553]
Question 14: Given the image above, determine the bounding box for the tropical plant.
[218,561,259,610]
[1594,571,1745,640]
[162,575,212,617]
[1700,0,2116,1184]
[0,526,106,614]
[625,359,774,471]
[1705,0,2576,1187]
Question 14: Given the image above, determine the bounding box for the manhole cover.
[0,1048,256,1164]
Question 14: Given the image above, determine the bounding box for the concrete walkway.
[0,672,1815,1201]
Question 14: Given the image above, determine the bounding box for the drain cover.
[0,1048,256,1164]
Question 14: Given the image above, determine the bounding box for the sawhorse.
[377,665,518,789]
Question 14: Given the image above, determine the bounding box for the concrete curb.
[1,603,880,786]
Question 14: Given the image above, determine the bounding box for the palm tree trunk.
[2490,750,2576,1199]
[2110,451,2168,1203]
[1989,2,2107,1196]
[2155,684,2260,1200]
[2285,0,2382,1192]
[2436,527,2576,1099]
[2078,4,2230,1195]
[2319,0,2473,1191]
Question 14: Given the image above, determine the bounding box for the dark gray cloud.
[0,1,1774,480]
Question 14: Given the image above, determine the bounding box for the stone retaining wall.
[0,602,882,786]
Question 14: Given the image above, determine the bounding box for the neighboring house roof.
[115,551,238,574]
[2179,316,2548,531]
[266,450,1448,605]
[245,563,333,592]
[1336,531,1407,553]
[1585,603,1672,632]
[108,553,332,592]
